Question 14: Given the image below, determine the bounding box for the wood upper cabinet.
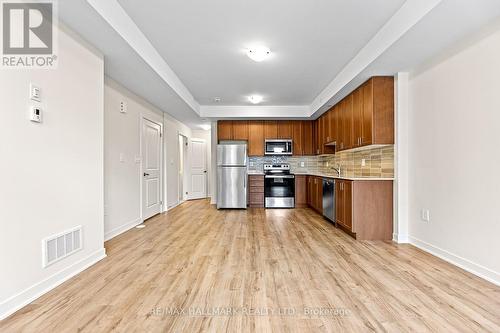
[217,121,233,141]
[232,120,248,140]
[325,107,334,144]
[295,175,307,207]
[302,121,315,155]
[343,95,354,151]
[352,86,363,148]
[277,121,293,139]
[264,121,278,139]
[248,120,264,156]
[353,76,394,147]
[292,121,303,155]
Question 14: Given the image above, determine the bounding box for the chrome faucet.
[330,164,341,177]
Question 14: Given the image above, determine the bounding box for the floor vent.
[42,226,82,267]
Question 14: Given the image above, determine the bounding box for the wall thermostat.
[30,107,42,123]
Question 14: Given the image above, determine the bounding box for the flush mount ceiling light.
[248,95,263,104]
[246,46,271,62]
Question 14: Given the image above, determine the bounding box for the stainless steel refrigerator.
[217,143,247,209]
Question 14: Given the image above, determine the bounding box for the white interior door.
[189,139,207,199]
[142,118,162,219]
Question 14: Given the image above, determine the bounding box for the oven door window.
[265,177,295,197]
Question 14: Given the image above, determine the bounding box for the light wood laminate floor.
[1,199,499,332]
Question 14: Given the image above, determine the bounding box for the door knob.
[143,172,150,176]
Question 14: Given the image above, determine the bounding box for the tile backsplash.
[248,145,394,178]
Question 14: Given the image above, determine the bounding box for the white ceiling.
[117,0,405,106]
[58,0,500,128]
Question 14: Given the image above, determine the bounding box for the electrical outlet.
[421,209,430,222]
[361,159,366,167]
[300,161,305,167]
[120,101,127,113]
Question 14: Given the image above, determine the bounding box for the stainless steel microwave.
[264,139,293,155]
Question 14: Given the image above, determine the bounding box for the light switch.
[30,83,41,102]
[119,153,125,163]
[421,209,430,222]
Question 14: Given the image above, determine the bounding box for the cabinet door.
[302,121,314,155]
[278,121,293,139]
[217,120,233,141]
[352,87,363,147]
[232,121,248,140]
[343,180,353,231]
[335,180,344,226]
[295,175,307,207]
[343,95,354,150]
[317,116,325,154]
[307,176,312,206]
[361,79,373,146]
[292,121,303,155]
[264,121,278,139]
[316,177,323,212]
[311,177,318,210]
[325,108,333,144]
[248,121,264,156]
[313,120,319,155]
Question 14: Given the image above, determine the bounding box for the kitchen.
[217,76,394,240]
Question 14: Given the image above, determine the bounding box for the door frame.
[178,132,190,203]
[140,116,164,222]
[189,138,208,200]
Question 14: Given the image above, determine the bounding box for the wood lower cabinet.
[306,176,323,213]
[335,179,352,231]
[294,175,307,207]
[248,175,264,207]
[248,121,264,156]
[335,179,393,240]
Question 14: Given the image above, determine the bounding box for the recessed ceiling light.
[248,95,263,104]
[213,97,221,103]
[246,46,271,62]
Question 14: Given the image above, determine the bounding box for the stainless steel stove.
[263,164,295,208]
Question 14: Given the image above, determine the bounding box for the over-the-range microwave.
[264,139,293,155]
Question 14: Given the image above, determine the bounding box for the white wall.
[407,26,500,284]
[0,26,105,319]
[104,79,163,240]
[191,129,212,198]
[104,79,192,240]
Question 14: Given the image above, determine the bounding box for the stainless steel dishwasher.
[322,178,335,224]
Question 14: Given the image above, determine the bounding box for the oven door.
[265,140,292,155]
[264,175,295,197]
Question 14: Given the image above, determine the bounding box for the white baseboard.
[393,233,409,243]
[409,236,500,286]
[104,218,142,241]
[167,202,182,211]
[0,248,106,320]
